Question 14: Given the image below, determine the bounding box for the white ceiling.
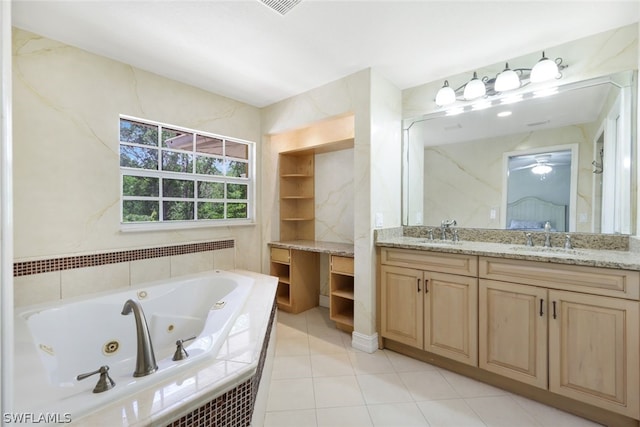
[11,0,640,108]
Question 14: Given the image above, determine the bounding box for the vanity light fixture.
[494,63,521,92]
[530,51,561,83]
[463,72,486,100]
[435,80,456,107]
[434,52,566,109]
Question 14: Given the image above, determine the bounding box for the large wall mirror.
[403,70,637,235]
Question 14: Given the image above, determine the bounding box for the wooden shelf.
[330,255,355,332]
[330,312,354,327]
[331,289,354,300]
[271,247,320,314]
[281,173,313,178]
[276,282,291,307]
[279,151,314,241]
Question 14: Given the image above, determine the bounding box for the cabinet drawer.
[331,255,354,275]
[381,248,477,277]
[270,247,291,264]
[479,256,640,300]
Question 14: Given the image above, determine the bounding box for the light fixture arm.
[434,53,567,108]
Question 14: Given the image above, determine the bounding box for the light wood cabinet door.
[479,280,548,389]
[424,272,478,366]
[380,265,423,349]
[548,290,639,419]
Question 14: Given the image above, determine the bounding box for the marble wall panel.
[403,24,639,119]
[12,28,261,272]
[130,257,172,285]
[170,251,215,277]
[14,271,61,307]
[60,262,130,299]
[315,149,355,244]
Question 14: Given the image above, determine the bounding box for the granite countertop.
[376,236,640,271]
[269,240,354,257]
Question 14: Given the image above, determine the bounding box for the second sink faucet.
[543,221,552,248]
[440,219,457,240]
[121,299,158,377]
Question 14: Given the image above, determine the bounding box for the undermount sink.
[412,239,460,246]
[509,246,589,256]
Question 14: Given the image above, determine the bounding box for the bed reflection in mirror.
[505,148,573,232]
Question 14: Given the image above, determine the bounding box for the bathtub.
[13,270,260,423]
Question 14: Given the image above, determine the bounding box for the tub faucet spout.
[121,299,158,377]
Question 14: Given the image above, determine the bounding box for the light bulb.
[494,63,521,92]
[532,164,552,175]
[463,72,486,100]
[435,80,456,106]
[530,51,559,83]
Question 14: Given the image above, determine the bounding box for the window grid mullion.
[121,117,253,224]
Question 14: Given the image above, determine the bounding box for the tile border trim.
[13,240,235,277]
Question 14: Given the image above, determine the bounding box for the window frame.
[119,115,256,231]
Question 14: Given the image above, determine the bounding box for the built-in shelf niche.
[275,114,355,242]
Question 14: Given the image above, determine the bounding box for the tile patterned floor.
[264,307,603,427]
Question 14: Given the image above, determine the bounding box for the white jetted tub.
[13,270,260,423]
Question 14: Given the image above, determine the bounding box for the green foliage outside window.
[120,117,252,225]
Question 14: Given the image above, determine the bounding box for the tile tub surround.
[64,270,277,426]
[13,240,236,306]
[375,228,640,271]
[14,240,235,277]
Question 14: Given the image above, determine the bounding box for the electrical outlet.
[375,213,384,227]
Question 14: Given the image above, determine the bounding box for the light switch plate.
[375,213,384,227]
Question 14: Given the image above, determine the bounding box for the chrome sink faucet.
[543,221,552,248]
[121,299,158,377]
[440,219,457,240]
[525,232,534,247]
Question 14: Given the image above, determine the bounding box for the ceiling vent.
[259,0,302,15]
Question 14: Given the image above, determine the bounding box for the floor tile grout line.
[268,308,601,427]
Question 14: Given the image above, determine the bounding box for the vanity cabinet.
[479,256,640,419]
[380,248,478,366]
[479,280,548,389]
[269,247,319,313]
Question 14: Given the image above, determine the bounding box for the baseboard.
[319,295,330,308]
[351,331,379,354]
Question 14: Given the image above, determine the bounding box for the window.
[119,116,254,228]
